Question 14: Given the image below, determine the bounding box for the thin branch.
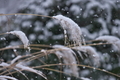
[42,68,81,79]
[29,44,52,48]
[33,64,120,78]
[85,40,104,43]
[0,33,9,35]
[0,13,55,19]
[86,43,111,46]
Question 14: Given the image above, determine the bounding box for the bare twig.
[0,13,54,19]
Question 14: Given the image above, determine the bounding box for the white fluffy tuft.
[53,15,85,46]
[96,35,120,53]
[95,35,120,43]
[53,45,79,77]
[7,31,29,48]
[73,46,100,67]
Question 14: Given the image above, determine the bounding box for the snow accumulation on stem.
[0,75,18,80]
[11,55,22,64]
[16,62,47,80]
[53,45,79,77]
[6,31,29,49]
[80,77,90,80]
[73,46,100,67]
[53,15,85,46]
[0,62,10,67]
[81,46,100,67]
[95,35,120,43]
[96,35,120,53]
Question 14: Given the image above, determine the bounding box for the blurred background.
[0,0,120,80]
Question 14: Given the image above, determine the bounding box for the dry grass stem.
[0,13,54,19]
[32,63,120,78]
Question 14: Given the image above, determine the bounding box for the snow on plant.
[96,35,120,53]
[6,31,29,49]
[113,41,120,53]
[16,62,47,80]
[0,75,18,80]
[80,77,90,80]
[73,46,100,67]
[96,35,120,43]
[53,45,79,77]
[0,56,47,80]
[0,62,10,67]
[11,55,22,64]
[53,15,85,46]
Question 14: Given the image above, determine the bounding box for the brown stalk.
[0,13,55,19]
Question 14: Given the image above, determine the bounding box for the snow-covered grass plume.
[7,31,29,48]
[96,35,120,43]
[96,35,120,53]
[53,15,85,46]
[0,56,47,80]
[16,62,47,80]
[73,46,100,67]
[53,45,79,77]
[0,75,18,80]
